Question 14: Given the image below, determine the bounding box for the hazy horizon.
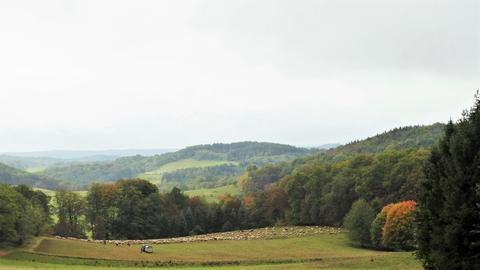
[0,122,444,153]
[1,0,478,152]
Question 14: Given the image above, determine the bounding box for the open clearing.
[0,227,422,270]
[137,159,237,184]
[185,184,240,202]
[25,167,47,173]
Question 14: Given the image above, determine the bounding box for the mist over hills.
[3,148,176,159]
[0,149,177,172]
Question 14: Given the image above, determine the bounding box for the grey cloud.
[193,0,480,79]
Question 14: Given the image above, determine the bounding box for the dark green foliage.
[54,190,86,238]
[278,150,427,227]
[0,184,50,246]
[370,210,387,249]
[247,187,289,227]
[416,96,480,269]
[111,179,161,239]
[85,183,117,240]
[81,179,259,240]
[343,199,375,247]
[13,185,52,236]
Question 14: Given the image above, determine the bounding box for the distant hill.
[0,162,60,189]
[3,148,176,159]
[311,143,341,150]
[39,142,314,187]
[0,155,65,171]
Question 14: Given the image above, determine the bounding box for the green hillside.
[0,163,60,190]
[240,123,445,195]
[326,123,445,159]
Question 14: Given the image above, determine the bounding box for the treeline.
[54,179,257,239]
[0,184,51,246]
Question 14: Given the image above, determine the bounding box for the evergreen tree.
[416,94,480,269]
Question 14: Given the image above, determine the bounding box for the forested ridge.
[326,123,444,157]
[238,123,444,194]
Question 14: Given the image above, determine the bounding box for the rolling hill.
[6,124,445,192]
[38,142,314,187]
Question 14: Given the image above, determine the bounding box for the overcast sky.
[0,0,479,152]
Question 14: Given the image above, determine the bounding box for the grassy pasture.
[137,159,237,184]
[185,184,240,202]
[0,231,422,270]
[25,167,47,173]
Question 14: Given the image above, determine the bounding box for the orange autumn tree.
[370,203,394,249]
[370,200,416,250]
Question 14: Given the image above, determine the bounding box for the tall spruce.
[416,93,480,269]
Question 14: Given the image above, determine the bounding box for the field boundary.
[5,251,328,267]
[51,226,342,245]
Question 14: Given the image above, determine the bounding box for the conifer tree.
[416,93,480,269]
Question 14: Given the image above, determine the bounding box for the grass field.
[0,229,422,270]
[185,184,240,202]
[25,167,47,173]
[137,159,237,184]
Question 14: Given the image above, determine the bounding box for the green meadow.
[0,232,421,270]
[137,159,237,184]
